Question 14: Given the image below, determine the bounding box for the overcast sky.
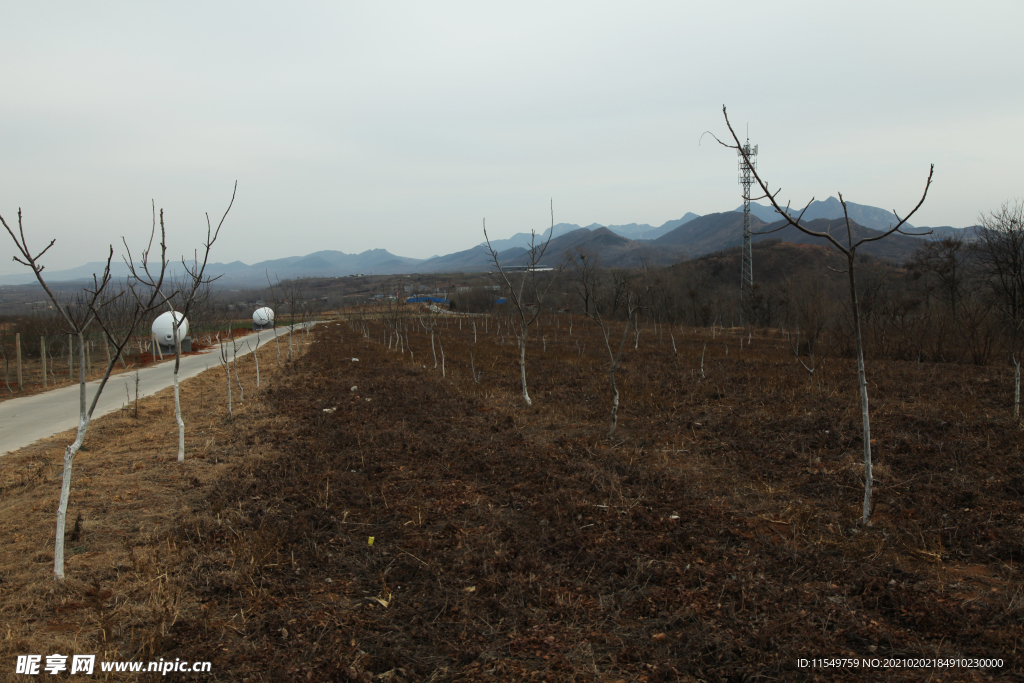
[1,1,1021,275]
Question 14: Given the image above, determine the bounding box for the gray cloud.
[2,1,1021,275]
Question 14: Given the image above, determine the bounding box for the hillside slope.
[655,212,769,253]
[655,211,927,264]
[419,227,686,272]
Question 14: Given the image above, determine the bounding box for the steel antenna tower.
[738,133,758,313]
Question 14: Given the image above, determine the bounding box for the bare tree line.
[340,188,1022,534]
[4,105,1017,583]
[2,185,236,579]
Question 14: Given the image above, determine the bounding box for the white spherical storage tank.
[253,307,275,327]
[152,311,189,346]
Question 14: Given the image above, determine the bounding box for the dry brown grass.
[0,327,309,681]
[1,316,1021,681]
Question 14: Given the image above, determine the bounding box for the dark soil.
[156,319,1022,681]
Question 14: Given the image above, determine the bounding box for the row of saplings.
[4,183,309,582]
[2,185,248,580]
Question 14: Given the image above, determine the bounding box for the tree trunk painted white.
[133,369,140,418]
[430,329,437,369]
[250,336,261,388]
[273,325,281,366]
[700,339,707,380]
[53,427,84,579]
[173,367,185,462]
[847,260,874,526]
[670,331,677,355]
[41,336,46,388]
[233,338,244,401]
[609,370,620,437]
[439,334,445,377]
[519,334,531,406]
[173,324,185,462]
[54,331,88,578]
[221,338,233,419]
[1015,354,1020,420]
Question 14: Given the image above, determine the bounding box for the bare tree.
[972,201,1024,418]
[712,106,933,526]
[274,277,306,362]
[230,326,244,402]
[438,326,447,377]
[569,248,650,436]
[784,277,835,384]
[956,288,1000,366]
[126,183,236,462]
[418,305,443,369]
[264,271,285,366]
[906,234,969,320]
[376,279,407,354]
[184,279,216,342]
[219,330,234,419]
[683,272,714,328]
[247,333,262,388]
[469,338,482,384]
[2,207,167,579]
[301,296,323,341]
[483,201,564,406]
[96,283,144,370]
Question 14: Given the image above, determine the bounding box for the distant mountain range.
[651,211,926,264]
[735,198,973,241]
[480,213,701,252]
[421,226,686,274]
[0,249,424,288]
[735,197,918,231]
[0,198,975,287]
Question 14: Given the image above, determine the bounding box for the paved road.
[0,325,309,457]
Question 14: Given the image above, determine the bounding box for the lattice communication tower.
[738,137,758,306]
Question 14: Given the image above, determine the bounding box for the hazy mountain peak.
[735,197,915,231]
